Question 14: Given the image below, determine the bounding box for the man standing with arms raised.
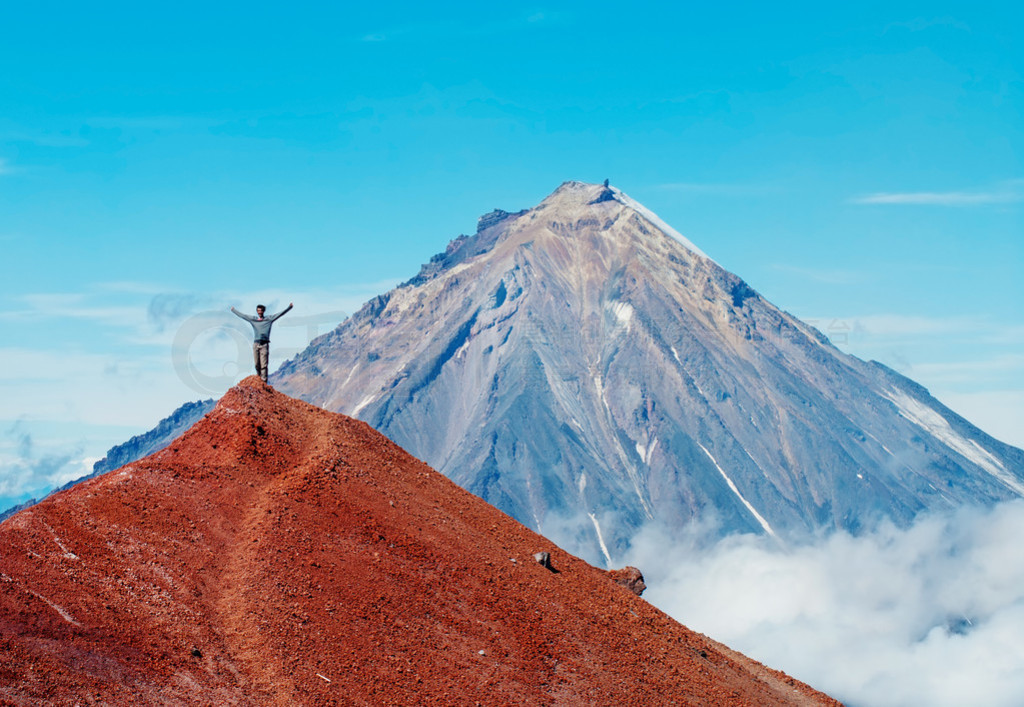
[230,302,293,383]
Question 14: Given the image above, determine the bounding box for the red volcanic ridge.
[0,378,839,705]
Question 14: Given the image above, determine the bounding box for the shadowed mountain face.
[0,378,839,706]
[276,181,1024,563]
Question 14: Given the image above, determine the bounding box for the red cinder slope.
[0,377,840,706]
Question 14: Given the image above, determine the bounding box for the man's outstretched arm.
[267,302,294,321]
[230,306,256,322]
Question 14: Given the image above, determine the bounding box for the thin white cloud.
[800,313,1024,347]
[0,348,120,383]
[95,280,176,295]
[842,313,989,337]
[3,280,397,334]
[852,183,1022,206]
[769,263,866,285]
[0,129,89,148]
[0,158,14,175]
[795,313,992,355]
[0,350,194,426]
[1,279,399,417]
[1,293,143,325]
[916,354,1024,381]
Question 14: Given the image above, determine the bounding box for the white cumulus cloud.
[625,502,1024,707]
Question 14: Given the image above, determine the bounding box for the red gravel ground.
[0,377,842,705]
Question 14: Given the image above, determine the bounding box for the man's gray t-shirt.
[231,304,292,343]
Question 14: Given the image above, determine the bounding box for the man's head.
[256,305,266,317]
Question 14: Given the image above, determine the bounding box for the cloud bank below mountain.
[627,500,1024,707]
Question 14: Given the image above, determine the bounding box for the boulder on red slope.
[608,566,647,596]
[0,377,840,706]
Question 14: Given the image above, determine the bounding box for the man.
[230,302,293,383]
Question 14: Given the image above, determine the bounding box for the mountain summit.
[0,378,838,705]
[277,181,1024,562]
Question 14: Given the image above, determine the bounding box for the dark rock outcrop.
[477,208,526,232]
[608,567,647,596]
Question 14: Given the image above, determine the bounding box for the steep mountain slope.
[276,181,1024,562]
[0,500,34,523]
[0,377,838,706]
[88,398,216,478]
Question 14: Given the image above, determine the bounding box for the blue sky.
[2,1,1021,510]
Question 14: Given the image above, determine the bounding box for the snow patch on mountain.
[611,187,711,260]
[609,300,634,325]
[588,512,614,567]
[636,437,658,465]
[884,388,1024,495]
[699,443,776,537]
[351,394,378,417]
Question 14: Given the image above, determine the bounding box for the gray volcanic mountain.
[275,181,1024,564]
